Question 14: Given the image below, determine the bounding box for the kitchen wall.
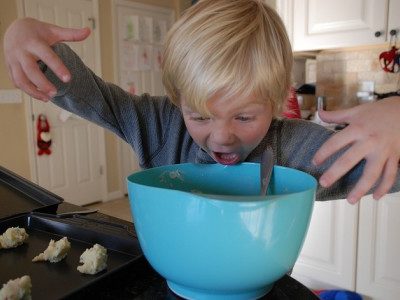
[0,0,190,191]
[316,45,400,110]
[0,1,30,178]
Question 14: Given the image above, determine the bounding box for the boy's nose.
[210,123,235,146]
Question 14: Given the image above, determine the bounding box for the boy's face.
[181,91,272,164]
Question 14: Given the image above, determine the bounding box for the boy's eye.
[191,115,210,122]
[235,115,254,122]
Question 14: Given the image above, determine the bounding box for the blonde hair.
[162,0,293,116]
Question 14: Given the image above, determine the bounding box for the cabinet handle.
[374,31,383,37]
[389,29,398,36]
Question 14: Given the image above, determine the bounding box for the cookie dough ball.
[0,275,32,300]
[32,237,71,263]
[0,227,29,249]
[77,244,108,275]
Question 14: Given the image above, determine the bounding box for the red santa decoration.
[37,114,52,155]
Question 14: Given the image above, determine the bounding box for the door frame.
[17,0,108,202]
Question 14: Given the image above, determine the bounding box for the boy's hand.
[3,17,90,101]
[313,96,400,204]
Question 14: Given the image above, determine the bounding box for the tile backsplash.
[316,46,400,110]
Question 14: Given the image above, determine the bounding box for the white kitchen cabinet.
[276,0,400,51]
[291,200,359,291]
[357,194,400,299]
[291,192,400,300]
[388,0,400,40]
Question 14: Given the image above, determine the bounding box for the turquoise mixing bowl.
[127,163,317,300]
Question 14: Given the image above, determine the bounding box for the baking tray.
[0,166,63,220]
[0,213,142,299]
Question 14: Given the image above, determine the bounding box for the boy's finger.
[318,107,357,124]
[12,62,51,101]
[347,159,385,204]
[32,44,71,83]
[373,156,399,200]
[49,26,91,43]
[313,128,355,165]
[318,142,372,188]
[20,55,57,96]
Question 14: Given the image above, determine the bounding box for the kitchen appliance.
[296,84,316,120]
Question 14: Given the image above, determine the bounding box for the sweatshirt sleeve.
[277,119,400,201]
[43,43,177,167]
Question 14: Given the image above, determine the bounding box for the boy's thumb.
[50,26,91,44]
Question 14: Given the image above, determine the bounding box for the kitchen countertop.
[57,202,319,300]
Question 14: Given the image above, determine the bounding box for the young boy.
[3,0,400,203]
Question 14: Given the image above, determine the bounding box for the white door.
[23,0,106,205]
[113,1,175,191]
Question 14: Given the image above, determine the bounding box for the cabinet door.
[387,0,400,40]
[289,0,388,51]
[356,193,400,300]
[291,200,359,290]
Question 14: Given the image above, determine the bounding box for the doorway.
[21,0,106,205]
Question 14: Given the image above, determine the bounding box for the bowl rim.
[127,163,317,202]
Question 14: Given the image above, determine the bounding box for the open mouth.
[212,152,241,165]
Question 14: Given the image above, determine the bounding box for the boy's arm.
[3,18,187,168]
[44,43,129,140]
[43,43,180,168]
[3,17,164,131]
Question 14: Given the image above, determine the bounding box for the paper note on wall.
[121,71,142,95]
[153,47,163,71]
[153,20,167,44]
[124,15,139,41]
[138,45,153,71]
[122,41,139,71]
[139,16,153,43]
